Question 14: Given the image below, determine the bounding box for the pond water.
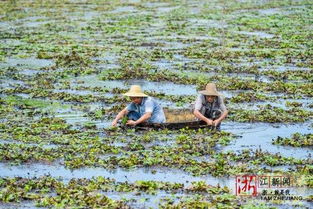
[0,202,42,209]
[0,57,54,69]
[0,79,25,88]
[54,104,111,129]
[236,31,275,39]
[109,6,138,14]
[1,161,312,203]
[0,162,229,186]
[70,75,198,95]
[223,122,312,159]
[0,39,25,46]
[188,18,228,28]
[260,65,312,72]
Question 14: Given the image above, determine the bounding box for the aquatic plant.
[228,105,312,123]
[273,133,313,147]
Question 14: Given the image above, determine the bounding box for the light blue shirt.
[126,97,166,123]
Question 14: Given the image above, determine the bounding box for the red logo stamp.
[236,175,258,196]
[236,175,293,197]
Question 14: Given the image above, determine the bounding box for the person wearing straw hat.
[193,83,228,130]
[111,85,166,126]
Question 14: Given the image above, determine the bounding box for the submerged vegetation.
[0,0,312,208]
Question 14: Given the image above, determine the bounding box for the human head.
[205,95,217,103]
[130,96,143,104]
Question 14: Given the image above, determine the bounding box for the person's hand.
[205,119,213,126]
[111,120,118,127]
[126,120,137,126]
[213,119,221,126]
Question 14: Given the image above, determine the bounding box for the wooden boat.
[134,108,213,130]
[136,120,207,130]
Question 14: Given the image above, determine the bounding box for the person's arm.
[112,108,128,126]
[193,109,213,125]
[193,95,213,126]
[213,110,228,126]
[126,112,152,126]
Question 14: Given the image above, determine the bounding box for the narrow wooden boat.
[134,108,212,130]
[136,120,207,130]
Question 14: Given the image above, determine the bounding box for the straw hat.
[123,85,148,97]
[199,83,220,96]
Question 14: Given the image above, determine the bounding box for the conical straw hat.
[199,83,220,96]
[123,85,148,97]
